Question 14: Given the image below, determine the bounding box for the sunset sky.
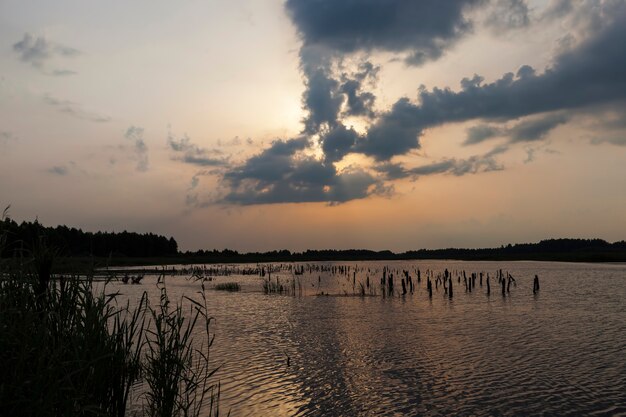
[1,0,625,251]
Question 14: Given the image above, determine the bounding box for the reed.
[0,207,222,417]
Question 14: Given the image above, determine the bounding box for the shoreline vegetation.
[0,208,222,417]
[1,217,625,273]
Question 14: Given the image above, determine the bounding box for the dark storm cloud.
[167,133,228,167]
[302,65,343,134]
[222,137,309,186]
[340,62,379,118]
[320,124,360,163]
[285,0,482,66]
[124,126,149,172]
[222,164,381,205]
[13,33,80,75]
[213,0,626,206]
[43,94,110,123]
[356,9,626,160]
[220,137,383,205]
[354,98,423,161]
[300,48,379,135]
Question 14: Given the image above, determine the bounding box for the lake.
[111,260,626,416]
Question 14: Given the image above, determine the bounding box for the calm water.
[111,260,626,416]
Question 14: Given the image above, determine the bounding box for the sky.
[0,0,625,252]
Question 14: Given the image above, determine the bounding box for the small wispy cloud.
[43,94,110,123]
[0,131,17,146]
[13,33,80,76]
[46,165,68,176]
[124,126,149,172]
[167,132,228,167]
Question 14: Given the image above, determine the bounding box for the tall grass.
[143,278,219,417]
[0,207,222,417]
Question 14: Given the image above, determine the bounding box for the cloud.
[285,0,482,66]
[13,33,80,75]
[167,132,228,167]
[354,98,423,161]
[0,131,17,146]
[203,0,626,207]
[355,8,626,160]
[46,165,68,176]
[301,59,343,134]
[219,137,384,205]
[320,124,360,163]
[124,126,149,172]
[376,150,503,181]
[43,94,110,123]
[484,0,530,33]
[464,124,504,145]
[464,113,569,145]
[590,136,626,146]
[508,113,569,142]
[339,62,379,118]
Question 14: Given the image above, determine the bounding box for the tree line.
[185,239,626,263]
[2,216,624,262]
[0,218,178,258]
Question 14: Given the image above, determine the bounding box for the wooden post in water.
[501,275,506,296]
[401,278,407,295]
[533,275,540,294]
[427,278,432,298]
[487,275,491,296]
[449,277,453,299]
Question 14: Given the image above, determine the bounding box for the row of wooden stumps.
[410,268,539,299]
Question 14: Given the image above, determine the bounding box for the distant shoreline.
[48,252,626,274]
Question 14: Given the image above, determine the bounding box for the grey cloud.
[508,113,569,142]
[484,0,530,33]
[302,65,343,133]
[124,126,149,172]
[222,164,381,205]
[43,95,110,123]
[465,113,569,145]
[320,124,360,163]
[0,131,16,145]
[355,98,423,161]
[286,0,482,66]
[167,133,228,167]
[223,137,308,186]
[356,9,626,160]
[376,152,503,181]
[464,124,504,145]
[339,62,379,118]
[13,33,80,74]
[47,165,68,176]
[590,136,626,146]
[49,69,77,77]
[220,137,383,205]
[541,0,573,20]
